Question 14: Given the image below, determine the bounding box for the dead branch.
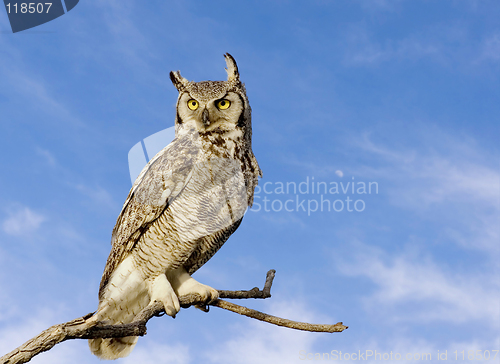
[0,270,347,364]
[213,300,347,333]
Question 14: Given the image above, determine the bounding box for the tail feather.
[89,255,150,359]
[89,337,139,360]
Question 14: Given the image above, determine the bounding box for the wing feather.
[99,132,201,294]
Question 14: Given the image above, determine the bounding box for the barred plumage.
[88,54,261,359]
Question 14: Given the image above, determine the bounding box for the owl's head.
[169,53,251,143]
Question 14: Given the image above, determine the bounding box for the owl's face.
[176,84,244,135]
[170,54,251,142]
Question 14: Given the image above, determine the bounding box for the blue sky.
[0,1,499,363]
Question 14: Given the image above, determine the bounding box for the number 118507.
[5,3,53,14]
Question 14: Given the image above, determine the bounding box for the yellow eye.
[216,99,231,110]
[187,99,199,110]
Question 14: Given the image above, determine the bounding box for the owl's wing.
[99,131,201,294]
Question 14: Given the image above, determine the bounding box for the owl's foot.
[167,267,219,305]
[147,274,180,317]
[178,277,219,304]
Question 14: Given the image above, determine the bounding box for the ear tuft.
[169,71,189,91]
[224,53,240,83]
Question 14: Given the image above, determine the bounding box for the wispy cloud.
[35,147,57,167]
[92,1,152,70]
[205,299,323,364]
[0,45,84,128]
[74,184,117,211]
[354,0,406,12]
[123,342,190,364]
[479,32,500,62]
[341,24,444,66]
[352,129,500,254]
[0,202,90,256]
[347,37,440,65]
[2,206,46,236]
[0,305,93,364]
[336,242,500,325]
[356,131,499,204]
[339,21,500,70]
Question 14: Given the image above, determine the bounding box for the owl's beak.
[202,108,210,127]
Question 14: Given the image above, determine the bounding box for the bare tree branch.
[213,300,347,333]
[0,270,347,364]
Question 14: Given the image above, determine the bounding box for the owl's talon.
[148,274,180,318]
[168,266,220,307]
[195,304,210,312]
[165,306,177,318]
[176,278,218,304]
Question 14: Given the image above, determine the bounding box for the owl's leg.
[147,274,180,317]
[167,266,219,304]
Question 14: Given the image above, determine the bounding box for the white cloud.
[341,25,443,66]
[2,206,46,236]
[340,21,495,70]
[205,299,325,364]
[336,242,500,326]
[35,147,57,167]
[480,32,500,62]
[0,40,83,128]
[123,342,190,364]
[256,212,308,228]
[349,38,440,65]
[357,131,499,204]
[92,1,151,69]
[353,130,500,254]
[0,306,97,364]
[342,21,500,72]
[355,0,406,12]
[74,184,117,211]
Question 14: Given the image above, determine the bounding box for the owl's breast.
[131,155,248,277]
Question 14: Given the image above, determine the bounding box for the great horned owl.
[88,54,262,359]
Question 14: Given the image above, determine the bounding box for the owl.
[88,53,262,359]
